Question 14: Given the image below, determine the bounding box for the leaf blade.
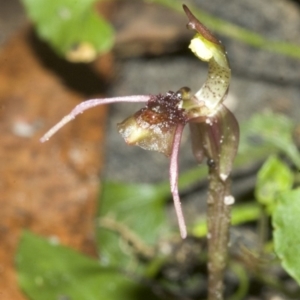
[21,0,114,61]
[17,231,157,300]
[273,189,300,284]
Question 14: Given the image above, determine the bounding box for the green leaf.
[273,189,300,284]
[239,111,300,168]
[17,231,158,300]
[21,0,114,61]
[255,155,294,210]
[97,181,169,269]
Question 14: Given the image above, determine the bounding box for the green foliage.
[239,111,300,168]
[17,231,158,300]
[97,181,169,270]
[21,0,114,61]
[255,155,294,211]
[273,189,300,285]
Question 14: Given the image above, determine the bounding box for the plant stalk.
[207,167,232,300]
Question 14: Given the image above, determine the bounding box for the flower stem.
[207,166,232,300]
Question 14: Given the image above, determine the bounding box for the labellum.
[118,92,187,156]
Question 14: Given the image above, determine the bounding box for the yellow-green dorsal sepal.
[183,4,231,110]
[189,33,229,70]
[189,33,213,61]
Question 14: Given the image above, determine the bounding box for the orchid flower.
[40,5,239,240]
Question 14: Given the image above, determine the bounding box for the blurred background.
[1,0,300,299]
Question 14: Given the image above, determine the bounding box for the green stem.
[257,205,268,254]
[207,168,232,300]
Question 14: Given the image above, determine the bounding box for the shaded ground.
[0,0,300,299]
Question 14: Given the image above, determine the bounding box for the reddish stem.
[207,168,232,300]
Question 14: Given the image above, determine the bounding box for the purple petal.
[169,124,187,239]
[40,95,150,142]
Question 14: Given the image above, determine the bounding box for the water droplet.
[224,195,235,205]
[220,173,228,181]
[207,159,215,168]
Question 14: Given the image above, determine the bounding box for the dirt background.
[0,0,300,299]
